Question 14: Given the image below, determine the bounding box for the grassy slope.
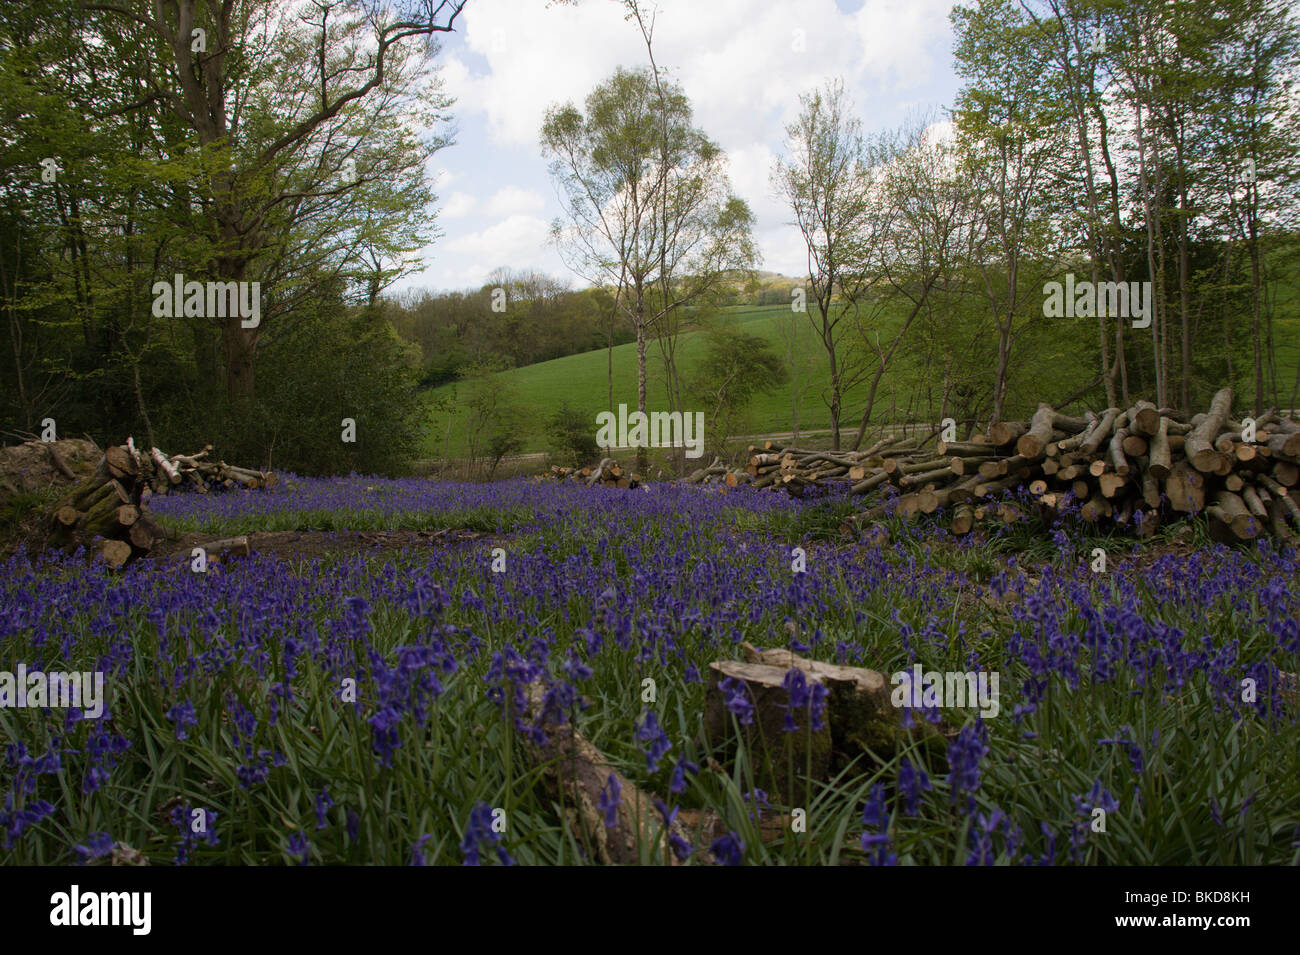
[421,286,1300,460]
[423,303,930,459]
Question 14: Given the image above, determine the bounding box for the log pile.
[547,457,644,490]
[48,438,274,569]
[718,389,1300,543]
[135,441,277,495]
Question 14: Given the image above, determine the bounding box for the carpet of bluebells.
[2,475,1298,865]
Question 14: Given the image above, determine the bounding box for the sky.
[402,0,965,295]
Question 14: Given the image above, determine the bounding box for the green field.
[421,294,1300,464]
[422,303,934,461]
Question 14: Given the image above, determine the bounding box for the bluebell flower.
[460,802,514,867]
[287,830,310,865]
[597,774,622,828]
[73,831,114,865]
[668,756,698,795]
[743,788,772,820]
[654,800,693,862]
[718,677,755,726]
[1074,780,1119,816]
[710,831,744,866]
[947,722,990,809]
[860,832,898,865]
[409,834,433,866]
[780,668,829,732]
[636,711,671,773]
[315,787,334,829]
[861,783,889,830]
[897,759,931,817]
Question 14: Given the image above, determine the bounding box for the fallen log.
[523,681,695,865]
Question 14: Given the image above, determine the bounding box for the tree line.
[1,0,465,474]
[774,0,1300,453]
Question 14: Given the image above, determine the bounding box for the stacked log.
[547,457,644,489]
[48,438,273,568]
[715,390,1300,543]
[133,441,277,495]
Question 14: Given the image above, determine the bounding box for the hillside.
[422,286,1300,463]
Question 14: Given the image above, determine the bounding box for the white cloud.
[440,191,478,218]
[447,0,953,151]
[410,0,957,290]
[442,214,552,261]
[483,185,546,218]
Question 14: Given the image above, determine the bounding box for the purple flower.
[743,788,772,820]
[597,774,622,828]
[718,677,755,726]
[947,723,990,808]
[368,705,402,767]
[169,805,219,865]
[460,802,513,867]
[73,831,114,865]
[654,800,693,862]
[1075,780,1120,816]
[409,834,434,866]
[1036,822,1057,865]
[897,759,931,816]
[165,701,198,740]
[315,787,334,829]
[861,783,889,830]
[860,831,898,865]
[1098,725,1145,774]
[780,668,829,732]
[668,756,698,795]
[710,831,744,866]
[287,830,310,865]
[636,711,671,773]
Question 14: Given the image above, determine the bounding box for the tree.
[772,78,876,450]
[542,65,754,470]
[686,322,786,456]
[459,359,526,479]
[846,117,976,450]
[83,0,464,403]
[952,0,1069,425]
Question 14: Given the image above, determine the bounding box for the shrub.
[546,403,600,467]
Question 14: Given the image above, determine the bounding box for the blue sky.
[399,0,966,294]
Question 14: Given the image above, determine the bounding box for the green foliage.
[687,320,787,453]
[0,0,452,468]
[459,360,531,478]
[545,402,601,467]
[175,305,428,477]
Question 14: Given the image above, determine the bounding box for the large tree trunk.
[222,320,258,403]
